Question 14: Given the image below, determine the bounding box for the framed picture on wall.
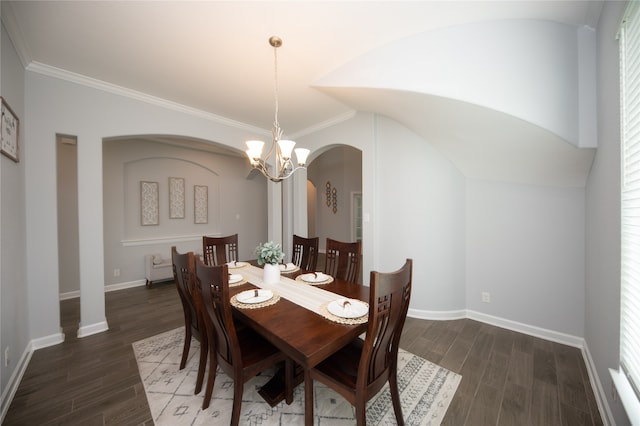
[1,97,19,162]
[169,177,185,219]
[140,181,159,226]
[194,185,208,224]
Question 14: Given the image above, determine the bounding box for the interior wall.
[585,1,629,424]
[0,18,28,414]
[56,136,79,295]
[24,69,271,341]
[307,146,362,251]
[375,116,466,312]
[102,138,267,288]
[466,179,586,337]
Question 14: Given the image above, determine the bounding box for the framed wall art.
[194,185,208,224]
[169,177,185,219]
[1,97,19,162]
[140,181,159,226]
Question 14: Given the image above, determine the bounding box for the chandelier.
[245,36,310,183]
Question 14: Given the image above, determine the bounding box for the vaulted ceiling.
[2,1,604,186]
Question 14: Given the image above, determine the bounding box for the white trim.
[581,342,615,426]
[31,331,65,350]
[466,309,584,348]
[611,367,640,426]
[409,308,584,347]
[408,308,467,320]
[59,290,80,301]
[0,341,33,424]
[26,62,269,135]
[59,280,148,300]
[121,233,218,247]
[77,320,109,338]
[106,279,147,293]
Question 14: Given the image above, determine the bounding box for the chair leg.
[231,381,244,426]
[389,373,404,426]
[194,335,208,394]
[355,397,367,426]
[201,349,217,409]
[179,328,192,370]
[304,370,314,426]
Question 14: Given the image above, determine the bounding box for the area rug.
[133,328,461,425]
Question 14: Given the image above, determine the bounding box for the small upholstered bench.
[144,254,173,287]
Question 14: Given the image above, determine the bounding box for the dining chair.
[292,234,319,271]
[202,234,238,266]
[324,238,362,284]
[171,246,207,395]
[305,258,413,426]
[195,258,293,421]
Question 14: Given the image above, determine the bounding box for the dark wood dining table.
[228,264,369,425]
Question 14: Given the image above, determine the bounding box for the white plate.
[327,299,368,319]
[279,263,297,272]
[236,289,273,304]
[227,261,248,269]
[229,274,243,284]
[300,272,330,283]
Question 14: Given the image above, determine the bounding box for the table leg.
[305,369,314,426]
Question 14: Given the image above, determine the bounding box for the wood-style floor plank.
[4,283,603,425]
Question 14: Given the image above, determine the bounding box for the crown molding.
[1,2,33,68]
[25,61,271,137]
[291,110,357,139]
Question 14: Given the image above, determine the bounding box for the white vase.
[263,263,281,285]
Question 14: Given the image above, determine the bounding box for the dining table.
[225,261,369,426]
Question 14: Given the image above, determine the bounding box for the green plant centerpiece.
[255,241,285,265]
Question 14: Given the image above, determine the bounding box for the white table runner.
[240,265,344,316]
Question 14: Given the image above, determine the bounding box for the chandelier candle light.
[245,36,310,182]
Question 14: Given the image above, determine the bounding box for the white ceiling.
[2,1,604,184]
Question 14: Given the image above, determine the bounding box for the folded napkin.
[279,262,296,271]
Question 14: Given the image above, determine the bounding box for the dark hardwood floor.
[3,281,603,425]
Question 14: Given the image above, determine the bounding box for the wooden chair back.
[324,238,362,284]
[202,234,238,266]
[306,258,413,425]
[292,234,319,271]
[360,258,412,396]
[195,258,292,420]
[171,246,207,393]
[196,260,236,371]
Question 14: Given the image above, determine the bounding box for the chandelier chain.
[273,41,279,135]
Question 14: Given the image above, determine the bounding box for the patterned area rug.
[133,328,461,425]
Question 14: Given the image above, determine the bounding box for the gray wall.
[0,19,28,414]
[307,145,362,251]
[586,1,629,424]
[101,138,267,289]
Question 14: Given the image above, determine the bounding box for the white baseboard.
[465,310,585,348]
[77,320,109,338]
[408,308,466,320]
[105,279,147,293]
[31,330,65,350]
[59,279,148,300]
[0,341,33,424]
[581,342,615,426]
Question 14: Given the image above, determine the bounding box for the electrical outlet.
[482,292,491,303]
[113,268,120,277]
[4,347,9,367]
